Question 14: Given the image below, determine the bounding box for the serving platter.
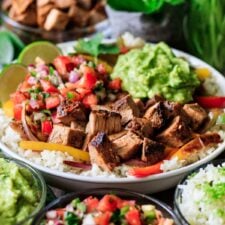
[1,40,225,193]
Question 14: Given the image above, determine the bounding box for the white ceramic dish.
[1,41,225,193]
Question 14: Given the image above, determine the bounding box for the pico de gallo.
[43,194,174,225]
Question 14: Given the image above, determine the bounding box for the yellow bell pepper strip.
[195,68,211,80]
[2,100,14,117]
[19,141,90,162]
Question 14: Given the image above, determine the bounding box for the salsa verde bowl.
[32,188,180,225]
[0,153,47,225]
[1,39,225,193]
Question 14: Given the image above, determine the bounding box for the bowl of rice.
[174,159,225,225]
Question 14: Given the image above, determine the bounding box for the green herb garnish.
[65,212,80,225]
[67,92,75,100]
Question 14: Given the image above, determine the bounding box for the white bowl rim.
[1,39,225,184]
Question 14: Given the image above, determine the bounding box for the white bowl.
[1,41,225,193]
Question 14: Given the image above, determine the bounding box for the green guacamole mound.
[0,158,40,225]
[111,42,200,103]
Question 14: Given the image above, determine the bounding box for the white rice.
[178,164,225,225]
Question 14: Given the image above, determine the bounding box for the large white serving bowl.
[1,41,225,193]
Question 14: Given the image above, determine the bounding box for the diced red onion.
[36,64,49,74]
[27,76,37,85]
[63,160,92,170]
[46,210,57,219]
[69,71,80,83]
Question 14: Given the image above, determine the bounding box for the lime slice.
[0,64,28,103]
[18,41,62,66]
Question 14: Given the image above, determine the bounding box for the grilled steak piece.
[57,100,87,126]
[144,102,166,130]
[112,131,143,160]
[183,103,208,130]
[163,101,182,120]
[109,130,128,142]
[88,132,119,171]
[70,121,86,132]
[86,109,122,135]
[10,121,28,140]
[126,117,153,138]
[156,116,192,148]
[113,95,140,125]
[134,98,145,115]
[141,138,165,164]
[48,124,85,148]
[145,95,165,109]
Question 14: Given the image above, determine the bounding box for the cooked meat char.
[10,121,28,140]
[156,116,192,148]
[113,95,140,125]
[57,100,87,126]
[70,121,86,132]
[145,95,165,109]
[163,101,182,120]
[183,103,208,130]
[109,130,128,142]
[88,132,119,171]
[86,109,122,135]
[111,131,143,160]
[48,124,85,148]
[141,138,165,164]
[126,117,153,138]
[134,98,145,115]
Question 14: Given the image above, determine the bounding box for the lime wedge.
[18,41,62,66]
[0,64,28,103]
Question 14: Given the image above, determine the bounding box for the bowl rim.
[173,158,225,225]
[1,39,225,184]
[0,153,47,224]
[32,187,180,225]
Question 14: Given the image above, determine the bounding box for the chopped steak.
[57,100,87,126]
[156,116,192,148]
[141,138,165,164]
[126,117,153,138]
[144,102,166,130]
[113,95,140,125]
[112,131,143,160]
[86,109,121,135]
[88,132,119,171]
[10,121,28,140]
[109,130,128,142]
[163,101,183,120]
[48,124,85,148]
[134,98,145,115]
[183,103,208,130]
[82,133,93,151]
[70,121,86,132]
[145,95,165,109]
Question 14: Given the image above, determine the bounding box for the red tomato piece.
[41,120,53,135]
[125,208,142,225]
[13,104,23,120]
[11,92,26,105]
[76,88,92,98]
[45,96,60,109]
[40,80,59,93]
[95,212,112,225]
[53,56,75,75]
[98,195,119,213]
[84,196,99,213]
[196,96,225,108]
[108,78,122,90]
[29,99,44,110]
[97,63,107,75]
[82,94,98,108]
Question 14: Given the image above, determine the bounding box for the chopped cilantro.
[71,198,81,208]
[30,71,37,77]
[49,66,55,76]
[77,202,86,213]
[87,61,96,68]
[42,93,50,99]
[65,212,80,225]
[67,92,75,100]
[42,109,51,115]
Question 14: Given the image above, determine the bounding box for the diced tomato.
[82,94,98,108]
[95,212,112,225]
[125,208,142,225]
[11,92,26,105]
[84,196,99,213]
[71,56,86,67]
[45,96,60,109]
[55,209,66,218]
[19,80,31,92]
[108,78,122,90]
[120,45,129,54]
[196,96,225,108]
[13,104,23,120]
[53,56,75,75]
[98,195,120,212]
[29,99,44,110]
[40,80,59,93]
[97,63,107,75]
[118,200,136,208]
[41,120,53,135]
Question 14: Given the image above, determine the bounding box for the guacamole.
[0,158,40,225]
[111,42,200,103]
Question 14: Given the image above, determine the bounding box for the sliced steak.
[141,138,165,164]
[156,116,192,148]
[126,117,153,138]
[88,132,119,171]
[113,95,140,125]
[48,124,85,148]
[112,131,143,160]
[57,100,87,126]
[183,103,208,130]
[86,109,121,135]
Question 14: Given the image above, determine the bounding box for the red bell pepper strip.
[196,96,225,108]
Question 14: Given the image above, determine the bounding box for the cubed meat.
[145,95,165,110]
[163,101,183,120]
[109,130,128,142]
[112,131,143,160]
[156,116,192,148]
[53,0,74,8]
[44,8,69,31]
[68,5,89,27]
[113,95,140,125]
[37,0,51,7]
[134,98,145,115]
[88,132,120,171]
[48,124,85,148]
[37,2,54,26]
[141,138,165,164]
[86,109,122,135]
[57,100,87,126]
[12,0,33,14]
[70,120,86,132]
[126,117,153,138]
[183,103,208,130]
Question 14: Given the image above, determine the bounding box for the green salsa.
[0,158,40,225]
[111,42,200,103]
